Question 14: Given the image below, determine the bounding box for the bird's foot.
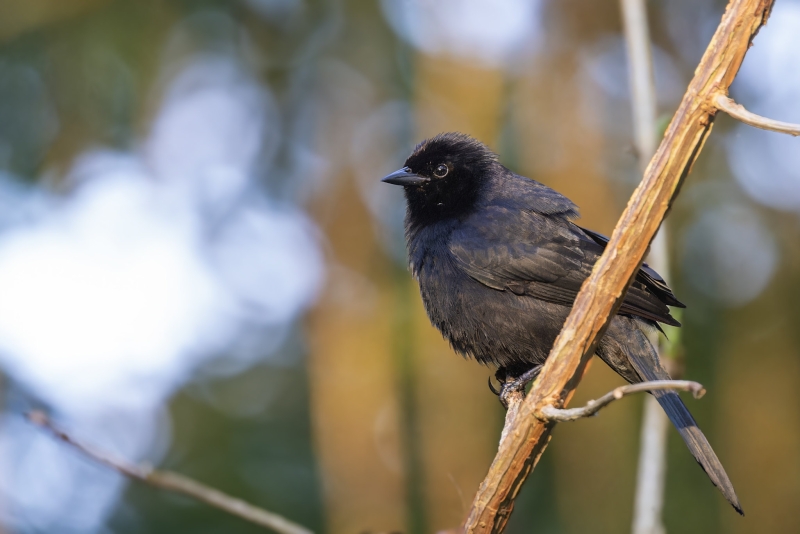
[489,365,543,409]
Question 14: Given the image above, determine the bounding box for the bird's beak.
[381,167,429,187]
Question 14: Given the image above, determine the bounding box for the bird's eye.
[433,164,448,178]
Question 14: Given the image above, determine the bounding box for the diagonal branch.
[538,380,705,423]
[715,93,800,136]
[461,1,776,532]
[27,411,313,534]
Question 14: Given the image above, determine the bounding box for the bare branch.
[715,93,800,136]
[537,381,705,422]
[498,388,526,443]
[27,411,313,534]
[462,1,776,532]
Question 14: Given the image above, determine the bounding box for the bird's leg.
[491,365,543,409]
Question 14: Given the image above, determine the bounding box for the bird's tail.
[623,322,743,515]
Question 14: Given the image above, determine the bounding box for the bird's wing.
[576,225,685,308]
[449,207,681,326]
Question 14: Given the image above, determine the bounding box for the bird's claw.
[487,376,501,396]
[491,365,544,409]
[498,381,525,409]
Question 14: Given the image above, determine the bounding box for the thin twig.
[618,0,674,532]
[462,1,775,532]
[715,93,800,136]
[26,411,313,534]
[537,381,704,422]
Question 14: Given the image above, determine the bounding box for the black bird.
[382,132,742,514]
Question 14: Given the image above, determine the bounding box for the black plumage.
[382,132,741,514]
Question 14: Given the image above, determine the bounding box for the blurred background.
[0,0,798,533]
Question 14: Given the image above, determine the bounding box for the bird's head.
[382,132,500,224]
